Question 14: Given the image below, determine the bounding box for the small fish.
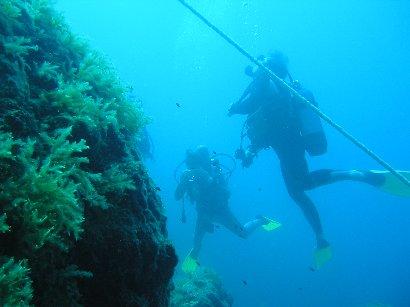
[309,266,316,272]
[297,287,303,291]
[242,280,248,286]
[196,260,201,266]
[257,187,262,192]
[214,225,221,229]
[176,102,181,108]
[213,151,217,155]
[155,187,161,191]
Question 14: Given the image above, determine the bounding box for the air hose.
[176,0,410,187]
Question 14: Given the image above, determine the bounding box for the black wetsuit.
[175,166,266,258]
[229,76,374,244]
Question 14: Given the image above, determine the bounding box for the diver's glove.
[227,106,235,117]
[234,148,254,168]
[227,102,240,117]
[234,148,246,160]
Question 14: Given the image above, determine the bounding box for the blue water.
[57,1,410,306]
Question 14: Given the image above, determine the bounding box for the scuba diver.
[175,145,281,273]
[228,51,410,268]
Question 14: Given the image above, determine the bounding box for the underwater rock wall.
[171,269,234,307]
[0,0,176,306]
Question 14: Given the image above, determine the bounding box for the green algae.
[0,131,15,158]
[171,269,234,307]
[1,127,87,251]
[0,0,176,305]
[3,36,37,56]
[0,257,33,307]
[0,215,9,233]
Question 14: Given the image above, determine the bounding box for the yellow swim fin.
[314,245,332,269]
[371,170,410,198]
[261,217,282,232]
[182,252,199,274]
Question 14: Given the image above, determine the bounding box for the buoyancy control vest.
[243,68,327,156]
[293,82,327,156]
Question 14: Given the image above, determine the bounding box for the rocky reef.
[171,269,234,307]
[0,0,177,305]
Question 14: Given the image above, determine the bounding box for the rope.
[177,0,410,187]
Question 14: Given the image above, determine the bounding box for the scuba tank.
[292,81,327,156]
[244,59,327,156]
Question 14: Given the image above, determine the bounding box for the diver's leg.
[278,145,329,248]
[288,188,328,248]
[190,217,207,259]
[216,206,267,239]
[306,169,385,190]
[216,207,248,239]
[243,217,267,235]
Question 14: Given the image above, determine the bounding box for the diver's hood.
[244,55,266,78]
[244,54,289,79]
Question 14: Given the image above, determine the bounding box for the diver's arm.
[175,169,213,201]
[228,100,249,116]
[300,88,316,106]
[175,171,190,201]
[228,85,254,115]
[174,183,185,201]
[228,95,257,116]
[292,83,317,107]
[228,80,262,116]
[238,81,254,102]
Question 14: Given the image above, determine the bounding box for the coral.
[0,257,33,307]
[0,0,176,305]
[171,269,234,307]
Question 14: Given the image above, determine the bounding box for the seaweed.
[0,131,15,159]
[35,60,58,80]
[38,79,113,130]
[0,0,176,305]
[76,52,149,134]
[0,215,9,233]
[3,36,37,57]
[0,257,33,307]
[171,269,234,307]
[1,128,87,251]
[0,0,22,20]
[99,162,136,194]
